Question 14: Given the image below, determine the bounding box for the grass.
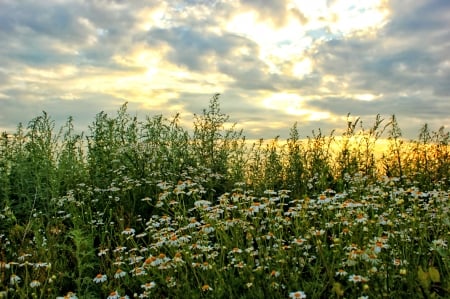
[0,94,449,298]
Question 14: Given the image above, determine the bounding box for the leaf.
[428,267,440,283]
[418,266,430,289]
[332,282,344,297]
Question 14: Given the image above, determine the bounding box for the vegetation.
[0,95,449,298]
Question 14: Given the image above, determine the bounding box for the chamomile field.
[0,97,449,299]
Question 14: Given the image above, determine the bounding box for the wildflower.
[372,240,389,253]
[114,268,127,279]
[194,200,212,208]
[122,227,135,235]
[148,253,170,267]
[201,224,215,234]
[341,227,352,236]
[335,269,348,277]
[18,253,32,261]
[200,261,212,270]
[250,202,266,213]
[348,274,368,283]
[113,259,125,266]
[165,276,177,287]
[136,232,147,238]
[265,232,275,240]
[392,258,407,266]
[173,252,184,263]
[56,291,78,299]
[93,273,107,283]
[230,247,243,254]
[292,238,307,245]
[107,291,120,299]
[202,284,213,292]
[98,248,109,256]
[29,280,41,288]
[355,213,368,224]
[317,194,331,204]
[19,261,34,267]
[143,255,157,267]
[113,246,127,253]
[270,270,280,277]
[234,261,245,268]
[365,253,381,265]
[289,290,307,298]
[9,274,21,284]
[129,255,144,265]
[130,267,147,276]
[141,281,156,290]
[187,217,201,229]
[313,229,325,236]
[34,261,49,268]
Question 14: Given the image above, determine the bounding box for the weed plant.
[0,95,449,298]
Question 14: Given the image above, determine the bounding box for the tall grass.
[0,95,448,298]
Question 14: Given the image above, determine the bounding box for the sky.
[0,0,449,140]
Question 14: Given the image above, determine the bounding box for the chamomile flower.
[201,284,213,292]
[56,291,78,299]
[107,291,120,299]
[335,269,348,277]
[289,290,307,298]
[29,280,41,288]
[9,274,21,284]
[348,274,369,283]
[114,268,127,279]
[122,227,135,235]
[98,248,109,256]
[141,281,156,290]
[93,273,107,283]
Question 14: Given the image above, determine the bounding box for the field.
[0,96,449,298]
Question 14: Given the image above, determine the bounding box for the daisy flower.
[122,227,135,235]
[114,268,127,279]
[9,274,21,285]
[141,281,156,291]
[93,273,107,283]
[56,291,78,299]
[107,291,120,299]
[29,280,41,288]
[289,290,307,298]
[348,274,369,283]
[201,284,213,292]
[335,269,348,277]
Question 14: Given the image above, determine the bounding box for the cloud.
[145,27,257,72]
[239,0,290,27]
[0,0,449,141]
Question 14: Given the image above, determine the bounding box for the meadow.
[0,95,449,298]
